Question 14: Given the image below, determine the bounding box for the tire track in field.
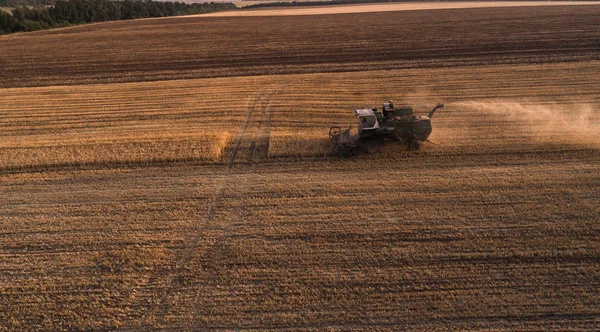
[189,85,283,328]
[144,85,282,329]
[250,88,278,162]
[140,90,262,329]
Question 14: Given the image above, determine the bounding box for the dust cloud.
[450,101,600,148]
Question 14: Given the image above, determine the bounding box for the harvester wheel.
[408,140,420,151]
[332,144,355,158]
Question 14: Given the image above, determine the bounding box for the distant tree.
[11,6,24,20]
[0,0,56,7]
[0,10,16,33]
[3,0,237,35]
[131,0,148,18]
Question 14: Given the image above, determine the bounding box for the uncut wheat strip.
[0,130,228,147]
[0,78,279,156]
[268,130,331,159]
[0,133,231,168]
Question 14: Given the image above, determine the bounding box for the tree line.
[0,0,56,6]
[0,0,236,34]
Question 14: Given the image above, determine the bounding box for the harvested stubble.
[1,5,599,88]
[2,60,599,330]
[1,4,600,331]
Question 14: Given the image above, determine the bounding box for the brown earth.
[1,4,600,331]
[0,5,599,88]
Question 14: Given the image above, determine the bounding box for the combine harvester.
[329,101,444,157]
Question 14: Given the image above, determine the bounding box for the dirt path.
[199,1,600,17]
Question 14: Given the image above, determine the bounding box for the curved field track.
[1,4,600,331]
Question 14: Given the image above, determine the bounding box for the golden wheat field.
[1,3,600,330]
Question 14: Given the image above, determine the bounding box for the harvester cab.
[354,108,380,136]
